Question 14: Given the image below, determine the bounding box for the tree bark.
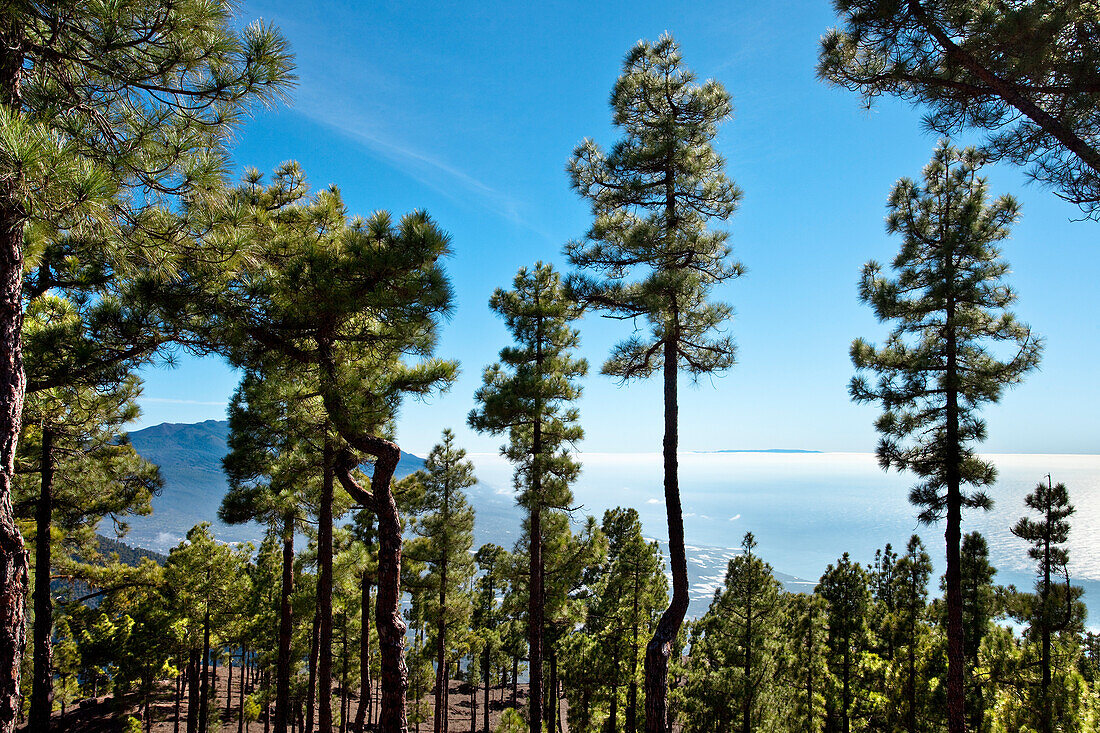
[29,426,53,731]
[187,648,200,733]
[276,516,295,733]
[644,338,686,733]
[334,440,408,733]
[320,444,335,733]
[307,606,321,733]
[433,551,448,733]
[943,252,966,733]
[355,571,371,732]
[0,18,29,733]
[239,646,247,733]
[200,612,212,733]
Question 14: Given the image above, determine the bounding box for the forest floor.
[34,672,551,732]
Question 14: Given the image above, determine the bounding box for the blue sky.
[135,0,1100,456]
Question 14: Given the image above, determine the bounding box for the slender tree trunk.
[356,572,374,730]
[627,567,640,733]
[239,647,246,733]
[742,583,752,733]
[609,646,618,733]
[175,658,183,733]
[342,613,350,733]
[320,446,336,733]
[1041,524,1051,733]
[511,657,517,711]
[308,607,321,733]
[29,426,53,731]
[644,337,686,733]
[276,516,295,733]
[528,505,543,733]
[842,643,851,733]
[228,652,234,719]
[0,19,28,733]
[482,646,490,733]
[529,315,545,733]
[944,301,966,733]
[200,614,212,733]
[434,554,449,733]
[187,648,201,733]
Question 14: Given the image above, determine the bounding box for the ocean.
[467,451,1100,621]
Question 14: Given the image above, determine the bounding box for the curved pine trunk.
[275,515,295,733]
[644,340,686,733]
[0,20,28,733]
[373,452,409,733]
[29,427,53,731]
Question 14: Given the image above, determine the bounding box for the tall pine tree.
[565,35,743,733]
[469,262,587,733]
[851,141,1042,733]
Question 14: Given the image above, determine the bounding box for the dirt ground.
[35,671,544,732]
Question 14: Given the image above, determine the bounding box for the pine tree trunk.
[528,505,543,733]
[320,446,335,733]
[239,647,246,733]
[187,648,201,733]
[434,554,448,733]
[529,320,545,733]
[511,656,517,710]
[228,652,234,719]
[0,19,29,733]
[342,614,350,733]
[276,516,295,733]
[944,306,966,733]
[355,572,371,733]
[1041,527,1052,733]
[29,426,53,732]
[627,566,639,733]
[482,646,490,733]
[175,658,183,733]
[331,433,408,733]
[644,337,686,733]
[200,613,212,733]
[307,607,321,733]
[372,447,409,733]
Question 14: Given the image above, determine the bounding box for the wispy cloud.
[293,104,549,239]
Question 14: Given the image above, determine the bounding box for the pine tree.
[955,531,999,731]
[680,533,784,733]
[164,524,252,733]
[576,507,667,733]
[850,141,1042,733]
[405,429,476,733]
[565,35,743,733]
[199,164,457,732]
[819,0,1100,217]
[15,372,160,731]
[777,593,830,733]
[468,263,586,733]
[472,544,507,733]
[894,536,934,733]
[220,370,329,733]
[817,553,871,733]
[0,9,291,719]
[1011,477,1082,732]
